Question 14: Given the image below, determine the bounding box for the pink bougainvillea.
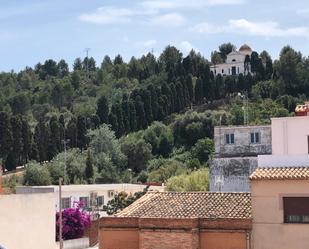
[56,202,91,241]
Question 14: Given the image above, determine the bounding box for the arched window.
[232,59,236,62]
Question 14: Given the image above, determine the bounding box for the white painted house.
[210,44,252,76]
[16,183,164,216]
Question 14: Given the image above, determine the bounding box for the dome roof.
[239,44,252,52]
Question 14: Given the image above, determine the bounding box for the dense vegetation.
[1,43,309,190]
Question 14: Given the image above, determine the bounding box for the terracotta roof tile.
[116,192,251,219]
[250,167,309,180]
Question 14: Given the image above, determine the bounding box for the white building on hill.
[210,44,252,76]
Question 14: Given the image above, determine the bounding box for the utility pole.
[59,138,70,249]
[59,178,63,249]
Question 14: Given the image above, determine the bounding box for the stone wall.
[209,157,257,192]
[214,125,271,157]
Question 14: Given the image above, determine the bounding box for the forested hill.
[0,43,308,185]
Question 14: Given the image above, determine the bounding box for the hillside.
[1,43,309,190]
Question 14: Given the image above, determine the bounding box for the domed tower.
[239,44,252,55]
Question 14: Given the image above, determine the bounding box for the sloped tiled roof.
[116,192,251,219]
[250,167,309,180]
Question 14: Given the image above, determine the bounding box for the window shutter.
[284,197,309,216]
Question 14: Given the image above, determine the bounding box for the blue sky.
[1,0,309,71]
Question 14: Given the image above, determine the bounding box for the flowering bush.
[56,202,91,241]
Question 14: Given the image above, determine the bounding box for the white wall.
[272,116,309,155]
[0,193,56,249]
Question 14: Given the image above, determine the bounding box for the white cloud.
[192,19,309,38]
[141,0,245,10]
[150,13,186,27]
[79,7,135,24]
[297,8,309,16]
[179,41,198,54]
[136,39,157,47]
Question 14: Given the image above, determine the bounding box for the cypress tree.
[185,75,194,103]
[34,120,49,162]
[108,112,118,136]
[96,96,109,124]
[76,115,87,150]
[148,85,159,120]
[115,103,125,137]
[135,96,147,130]
[21,117,32,164]
[0,112,13,165]
[129,100,137,132]
[48,116,60,160]
[195,78,203,104]
[85,150,94,183]
[141,89,153,125]
[67,117,77,148]
[10,115,23,168]
[122,95,131,133]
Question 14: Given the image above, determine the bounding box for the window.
[222,69,224,74]
[214,69,217,74]
[283,197,309,223]
[61,197,71,209]
[79,197,89,208]
[225,133,235,144]
[250,132,260,143]
[231,66,236,75]
[232,59,236,62]
[97,196,104,207]
[108,190,115,198]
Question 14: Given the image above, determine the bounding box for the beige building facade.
[250,167,309,249]
[271,116,309,155]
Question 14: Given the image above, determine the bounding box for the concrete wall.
[56,238,89,249]
[209,157,257,192]
[272,116,309,155]
[251,179,309,249]
[214,125,271,157]
[0,193,56,249]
